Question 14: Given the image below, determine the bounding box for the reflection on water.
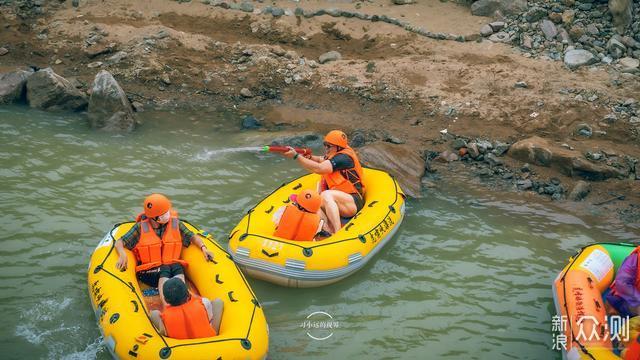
[0,105,636,359]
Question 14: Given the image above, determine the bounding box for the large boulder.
[0,69,33,104]
[471,0,527,17]
[564,49,598,69]
[88,70,137,132]
[508,136,628,181]
[26,68,88,111]
[357,142,425,198]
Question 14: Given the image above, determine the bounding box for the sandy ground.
[1,0,638,227]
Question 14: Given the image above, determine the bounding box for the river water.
[1,105,638,359]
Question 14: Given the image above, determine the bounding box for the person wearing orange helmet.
[114,193,215,306]
[273,189,323,241]
[281,130,365,234]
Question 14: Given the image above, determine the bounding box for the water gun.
[261,145,312,156]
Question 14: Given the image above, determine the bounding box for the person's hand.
[202,247,215,262]
[282,146,297,159]
[116,253,128,271]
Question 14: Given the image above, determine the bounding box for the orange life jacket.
[610,247,640,297]
[160,296,217,339]
[133,210,188,272]
[274,204,320,241]
[625,336,640,360]
[322,147,365,196]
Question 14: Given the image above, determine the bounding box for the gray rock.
[392,0,415,4]
[131,101,144,112]
[467,142,480,158]
[568,180,591,201]
[270,7,284,17]
[471,0,527,17]
[609,0,633,34]
[106,51,127,65]
[0,69,33,104]
[437,150,459,163]
[607,37,627,58]
[358,142,425,198]
[525,7,548,23]
[480,24,494,37]
[485,153,504,166]
[489,21,505,32]
[241,115,261,129]
[564,49,597,69]
[517,179,533,190]
[239,1,253,12]
[587,23,600,36]
[452,138,467,150]
[318,51,342,64]
[514,81,528,88]
[488,32,510,43]
[26,68,88,111]
[88,70,137,132]
[619,57,640,70]
[493,141,510,156]
[240,88,254,98]
[0,47,8,56]
[540,20,558,40]
[476,140,493,154]
[575,123,593,137]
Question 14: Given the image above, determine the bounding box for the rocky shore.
[1,0,638,226]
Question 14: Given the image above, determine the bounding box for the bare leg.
[149,310,167,336]
[204,298,224,334]
[321,190,357,234]
[318,208,331,232]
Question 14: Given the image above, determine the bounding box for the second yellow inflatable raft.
[228,167,406,288]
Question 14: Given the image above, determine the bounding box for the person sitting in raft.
[149,277,223,339]
[607,247,640,317]
[280,130,365,234]
[272,189,323,241]
[114,193,215,306]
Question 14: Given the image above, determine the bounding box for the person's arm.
[115,223,140,271]
[614,254,640,308]
[191,234,215,262]
[282,147,333,174]
[115,239,128,271]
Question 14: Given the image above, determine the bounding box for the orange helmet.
[291,189,321,213]
[143,193,172,218]
[324,130,349,148]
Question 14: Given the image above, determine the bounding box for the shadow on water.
[0,105,637,359]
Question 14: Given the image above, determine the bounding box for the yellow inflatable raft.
[87,221,268,359]
[228,167,406,288]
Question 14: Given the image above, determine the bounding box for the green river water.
[1,105,638,359]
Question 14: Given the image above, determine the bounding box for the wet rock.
[0,69,33,104]
[358,142,425,198]
[131,101,144,113]
[471,0,527,17]
[564,49,597,69]
[240,88,254,98]
[88,70,137,132]
[241,115,261,130]
[319,51,342,64]
[509,136,628,181]
[26,68,88,111]
[568,180,591,201]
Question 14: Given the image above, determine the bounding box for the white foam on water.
[15,323,79,345]
[59,337,104,360]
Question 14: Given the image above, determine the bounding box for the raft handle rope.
[95,221,262,352]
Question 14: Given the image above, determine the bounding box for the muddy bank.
[0,0,638,226]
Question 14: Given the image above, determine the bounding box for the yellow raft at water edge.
[87,221,269,359]
[228,167,406,288]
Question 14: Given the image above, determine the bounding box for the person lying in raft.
[149,277,223,339]
[280,130,365,234]
[114,193,215,307]
[272,189,323,241]
[607,248,640,317]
